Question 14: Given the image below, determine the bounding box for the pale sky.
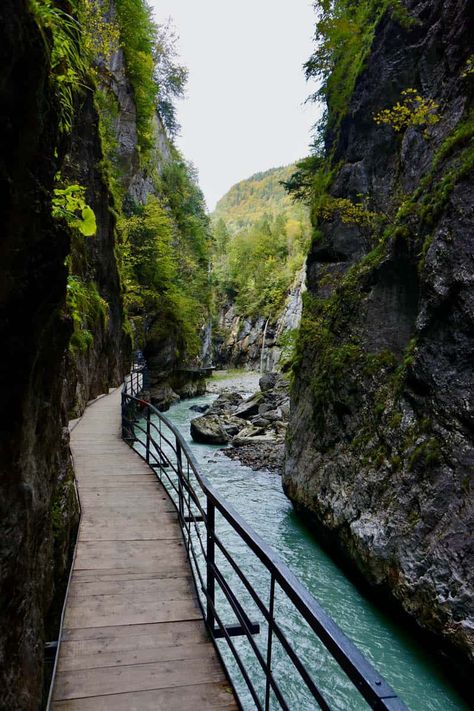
[149,0,320,211]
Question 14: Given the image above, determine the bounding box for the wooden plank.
[61,620,208,646]
[51,682,237,710]
[63,596,200,629]
[79,525,181,542]
[74,540,187,572]
[57,641,214,672]
[68,575,193,598]
[53,657,225,700]
[70,569,190,583]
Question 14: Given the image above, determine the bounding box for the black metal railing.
[121,360,408,711]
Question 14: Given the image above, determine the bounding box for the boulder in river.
[234,392,263,419]
[190,414,230,444]
[189,404,209,414]
[207,391,243,415]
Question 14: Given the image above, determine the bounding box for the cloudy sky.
[149,0,320,210]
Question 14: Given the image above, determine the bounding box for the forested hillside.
[213,165,308,234]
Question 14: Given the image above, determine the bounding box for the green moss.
[304,1,416,141]
[29,0,91,133]
[67,276,109,353]
[365,351,398,376]
[408,438,442,471]
[390,455,402,471]
[389,412,402,429]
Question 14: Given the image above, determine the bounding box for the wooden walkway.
[51,388,237,710]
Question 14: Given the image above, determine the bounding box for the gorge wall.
[0,2,80,706]
[283,0,473,683]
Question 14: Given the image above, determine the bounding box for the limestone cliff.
[283,0,473,683]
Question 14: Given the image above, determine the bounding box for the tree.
[154,19,188,136]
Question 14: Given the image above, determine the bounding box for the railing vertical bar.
[146,407,150,464]
[265,574,276,711]
[176,437,184,527]
[206,497,216,633]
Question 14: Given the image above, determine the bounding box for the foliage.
[118,155,211,359]
[282,155,327,203]
[29,0,89,133]
[462,55,474,78]
[113,2,190,151]
[52,179,97,236]
[119,195,177,302]
[115,0,158,159]
[305,1,415,137]
[374,89,440,134]
[213,165,310,233]
[212,166,311,321]
[80,0,120,66]
[318,196,379,228]
[213,214,308,320]
[66,276,109,352]
[154,20,188,136]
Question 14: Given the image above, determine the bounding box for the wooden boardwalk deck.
[51,388,237,710]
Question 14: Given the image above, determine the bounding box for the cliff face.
[0,1,134,706]
[0,1,79,706]
[61,88,130,417]
[284,0,473,679]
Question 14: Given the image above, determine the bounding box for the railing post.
[206,497,216,633]
[176,437,184,525]
[265,574,276,711]
[146,407,151,464]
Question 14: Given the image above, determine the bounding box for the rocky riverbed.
[191,370,289,474]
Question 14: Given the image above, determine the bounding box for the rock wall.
[107,36,172,203]
[0,2,134,706]
[62,88,130,417]
[216,263,306,370]
[283,0,473,683]
[0,2,80,707]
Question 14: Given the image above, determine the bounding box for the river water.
[144,373,467,711]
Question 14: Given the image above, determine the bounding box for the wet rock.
[208,392,243,415]
[150,384,180,411]
[234,392,263,419]
[250,416,271,428]
[232,426,278,447]
[190,414,230,445]
[259,372,279,392]
[280,399,290,418]
[260,408,283,422]
[221,416,246,437]
[189,404,209,414]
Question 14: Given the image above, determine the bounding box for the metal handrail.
[121,361,409,711]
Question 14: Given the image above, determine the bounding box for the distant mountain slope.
[212,164,308,233]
